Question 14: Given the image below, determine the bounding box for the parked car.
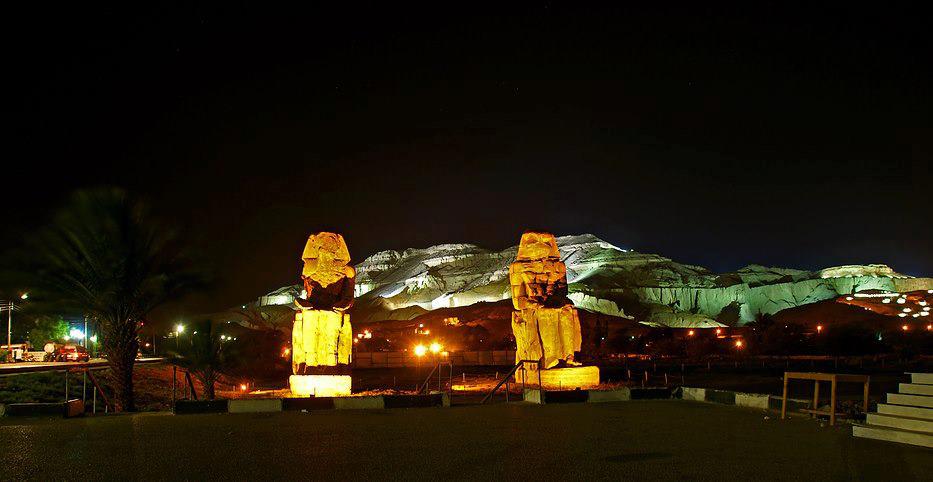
[54,344,90,362]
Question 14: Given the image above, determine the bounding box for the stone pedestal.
[514,366,600,391]
[289,374,352,397]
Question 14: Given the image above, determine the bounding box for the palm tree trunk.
[103,317,140,412]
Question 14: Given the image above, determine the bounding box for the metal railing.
[481,359,542,404]
[418,362,453,394]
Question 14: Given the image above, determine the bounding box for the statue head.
[515,231,560,261]
[301,232,351,286]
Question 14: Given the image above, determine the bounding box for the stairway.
[852,372,933,448]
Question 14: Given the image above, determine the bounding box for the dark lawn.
[1,400,929,481]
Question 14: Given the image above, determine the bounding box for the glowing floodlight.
[734,340,744,348]
[921,312,929,317]
[687,330,695,336]
[414,344,427,357]
[69,328,85,340]
[896,298,906,304]
[919,301,928,306]
[429,342,442,354]
[898,313,907,318]
[901,324,909,331]
[882,298,891,304]
[175,323,185,334]
[903,308,912,313]
[845,296,854,301]
[816,325,823,333]
[20,293,28,300]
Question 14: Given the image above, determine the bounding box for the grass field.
[1,400,929,481]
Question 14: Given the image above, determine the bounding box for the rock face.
[259,234,933,328]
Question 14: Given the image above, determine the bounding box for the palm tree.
[170,319,240,400]
[11,188,200,411]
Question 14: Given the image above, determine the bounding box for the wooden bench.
[781,372,869,426]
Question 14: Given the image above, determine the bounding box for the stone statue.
[510,231,581,369]
[291,232,354,377]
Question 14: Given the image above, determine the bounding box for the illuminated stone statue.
[289,232,354,397]
[510,231,598,389]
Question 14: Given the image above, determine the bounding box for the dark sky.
[4,2,931,320]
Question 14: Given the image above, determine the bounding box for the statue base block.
[516,366,600,390]
[289,374,352,397]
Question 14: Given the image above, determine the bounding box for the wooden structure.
[781,371,870,426]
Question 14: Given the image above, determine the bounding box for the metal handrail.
[481,359,541,404]
[418,361,453,394]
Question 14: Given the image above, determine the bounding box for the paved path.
[1,400,929,481]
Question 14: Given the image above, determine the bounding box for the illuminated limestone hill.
[257,234,933,328]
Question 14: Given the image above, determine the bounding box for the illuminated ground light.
[927,324,932,331]
[687,330,695,336]
[882,298,891,304]
[901,324,909,331]
[414,344,427,357]
[898,313,908,318]
[928,290,933,294]
[715,328,722,335]
[429,342,442,354]
[845,296,854,301]
[816,325,823,333]
[897,298,907,304]
[734,340,744,348]
[289,375,352,397]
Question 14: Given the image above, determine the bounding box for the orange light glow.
[239,384,248,391]
[429,342,442,354]
[816,325,823,333]
[687,330,695,336]
[715,328,722,335]
[735,340,744,348]
[926,324,932,331]
[282,347,290,357]
[414,344,427,357]
[901,324,909,331]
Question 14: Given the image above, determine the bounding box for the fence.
[353,350,516,368]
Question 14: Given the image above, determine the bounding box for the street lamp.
[2,294,27,362]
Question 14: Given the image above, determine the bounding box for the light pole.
[2,294,27,362]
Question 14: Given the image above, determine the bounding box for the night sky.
[5,3,931,320]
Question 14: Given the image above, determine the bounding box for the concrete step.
[907,372,933,385]
[867,413,933,433]
[900,383,933,396]
[887,393,933,408]
[877,403,933,420]
[852,424,933,448]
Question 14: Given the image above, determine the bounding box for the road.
[1,400,929,481]
[0,358,164,377]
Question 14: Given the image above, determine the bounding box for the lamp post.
[2,294,27,362]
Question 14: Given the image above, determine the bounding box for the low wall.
[175,393,449,414]
[675,386,808,412]
[353,350,516,368]
[522,387,672,404]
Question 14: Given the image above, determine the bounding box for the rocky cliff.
[258,234,933,328]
